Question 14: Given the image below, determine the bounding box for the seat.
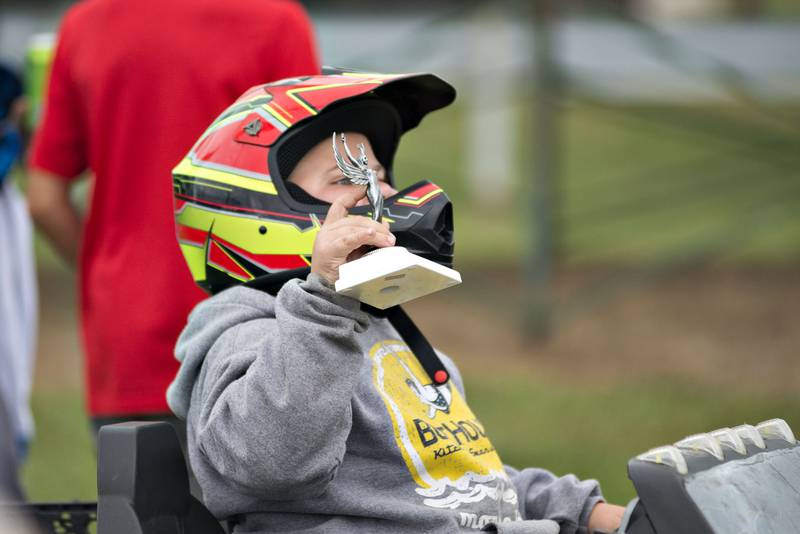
[96,421,224,534]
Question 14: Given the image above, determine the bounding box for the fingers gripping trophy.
[331,132,461,309]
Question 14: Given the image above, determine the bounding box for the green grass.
[21,391,96,502]
[765,0,800,18]
[21,378,800,508]
[394,99,800,267]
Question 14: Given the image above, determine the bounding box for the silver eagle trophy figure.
[330,132,461,310]
[332,132,383,222]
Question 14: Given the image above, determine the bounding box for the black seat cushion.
[97,422,223,534]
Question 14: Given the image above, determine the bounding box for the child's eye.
[335,178,351,185]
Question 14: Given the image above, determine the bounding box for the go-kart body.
[619,420,800,533]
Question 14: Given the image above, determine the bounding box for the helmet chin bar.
[391,199,454,269]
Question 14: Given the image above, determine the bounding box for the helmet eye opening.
[268,99,401,214]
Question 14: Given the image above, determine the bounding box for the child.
[167,70,624,533]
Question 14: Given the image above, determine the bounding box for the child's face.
[287,132,397,205]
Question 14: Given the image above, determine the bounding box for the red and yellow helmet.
[173,69,456,294]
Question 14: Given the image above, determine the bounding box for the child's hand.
[587,502,626,532]
[311,186,396,285]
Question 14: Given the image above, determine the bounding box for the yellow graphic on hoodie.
[370,340,519,516]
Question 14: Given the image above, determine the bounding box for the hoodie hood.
[167,286,277,418]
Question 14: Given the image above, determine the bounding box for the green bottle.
[24,33,55,131]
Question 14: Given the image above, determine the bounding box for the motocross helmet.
[173,69,457,294]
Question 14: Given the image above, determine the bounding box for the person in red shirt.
[27,0,319,436]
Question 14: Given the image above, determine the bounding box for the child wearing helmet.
[167,70,624,533]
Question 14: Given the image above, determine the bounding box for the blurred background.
[2,0,799,507]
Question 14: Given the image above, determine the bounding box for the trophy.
[331,132,462,309]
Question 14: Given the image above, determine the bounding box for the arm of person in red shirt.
[26,10,87,266]
[26,169,82,265]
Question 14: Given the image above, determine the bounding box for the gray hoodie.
[167,274,603,533]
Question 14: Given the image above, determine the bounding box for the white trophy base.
[335,247,462,309]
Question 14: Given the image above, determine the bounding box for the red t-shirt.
[30,0,319,417]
